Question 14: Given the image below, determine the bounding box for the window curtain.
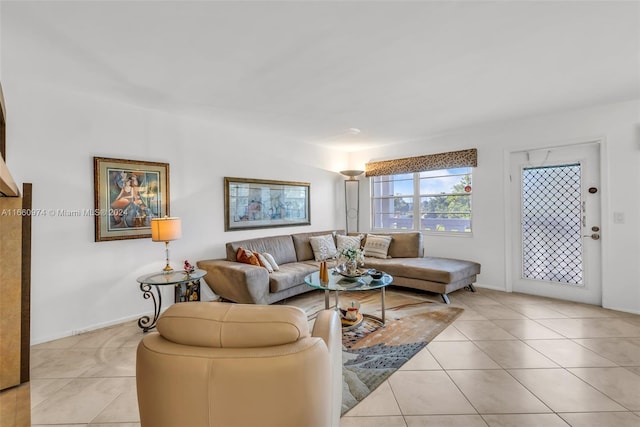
[364,148,477,177]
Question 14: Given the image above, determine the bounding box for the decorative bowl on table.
[334,263,367,278]
[368,269,384,280]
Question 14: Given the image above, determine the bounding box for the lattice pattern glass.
[522,164,583,285]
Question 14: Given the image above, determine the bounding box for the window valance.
[364,148,477,177]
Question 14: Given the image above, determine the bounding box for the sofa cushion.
[387,232,423,258]
[269,262,318,293]
[226,234,297,265]
[291,230,342,261]
[309,234,338,261]
[262,252,280,271]
[363,256,481,284]
[237,248,262,266]
[257,253,273,272]
[363,234,392,258]
[336,234,363,253]
[157,302,309,348]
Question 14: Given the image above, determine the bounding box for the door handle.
[583,233,600,240]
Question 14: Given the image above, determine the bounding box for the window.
[371,167,472,233]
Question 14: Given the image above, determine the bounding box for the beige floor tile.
[559,411,640,427]
[573,338,640,365]
[31,377,132,425]
[91,379,139,423]
[507,304,568,319]
[340,416,407,427]
[545,302,625,318]
[427,341,501,370]
[79,347,137,378]
[450,293,498,307]
[452,320,517,341]
[620,315,640,326]
[482,413,570,427]
[491,319,565,339]
[467,304,528,320]
[508,368,626,412]
[344,380,402,417]
[29,378,74,407]
[625,366,640,376]
[389,371,476,415]
[30,348,102,379]
[455,308,489,321]
[477,291,551,306]
[405,414,488,426]
[536,318,640,338]
[523,339,617,367]
[568,367,640,411]
[432,325,469,341]
[447,370,550,414]
[400,346,442,370]
[473,340,558,369]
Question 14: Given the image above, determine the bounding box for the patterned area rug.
[281,288,464,415]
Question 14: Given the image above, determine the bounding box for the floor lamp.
[340,170,364,233]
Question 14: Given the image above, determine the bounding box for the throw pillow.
[256,253,273,272]
[236,248,261,266]
[309,234,338,261]
[336,234,363,253]
[262,252,280,271]
[363,234,393,259]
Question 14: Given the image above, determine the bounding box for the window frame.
[370,168,473,236]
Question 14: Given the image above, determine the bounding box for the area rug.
[281,289,464,415]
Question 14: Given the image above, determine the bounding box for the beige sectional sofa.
[197,230,480,305]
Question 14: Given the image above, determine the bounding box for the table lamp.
[151,216,182,272]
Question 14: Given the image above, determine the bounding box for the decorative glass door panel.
[521,164,583,285]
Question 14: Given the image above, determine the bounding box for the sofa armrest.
[311,309,342,427]
[196,259,270,304]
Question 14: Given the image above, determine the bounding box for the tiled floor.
[30,288,640,426]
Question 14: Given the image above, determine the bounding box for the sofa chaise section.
[361,232,481,304]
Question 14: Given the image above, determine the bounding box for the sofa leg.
[466,284,476,293]
[441,294,450,304]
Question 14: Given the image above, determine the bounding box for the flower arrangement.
[183,260,195,274]
[339,247,364,265]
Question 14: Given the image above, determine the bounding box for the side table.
[136,269,207,332]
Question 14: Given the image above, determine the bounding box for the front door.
[509,142,602,305]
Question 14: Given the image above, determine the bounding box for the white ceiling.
[2,0,639,151]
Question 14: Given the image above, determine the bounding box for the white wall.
[5,81,638,344]
[350,99,640,314]
[4,82,347,344]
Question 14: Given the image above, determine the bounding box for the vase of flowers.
[339,247,364,275]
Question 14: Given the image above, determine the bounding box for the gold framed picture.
[94,157,170,241]
[224,177,310,231]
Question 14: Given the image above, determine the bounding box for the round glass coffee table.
[304,269,393,328]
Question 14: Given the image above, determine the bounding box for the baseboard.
[602,305,640,316]
[32,297,220,345]
[31,312,150,345]
[472,283,506,292]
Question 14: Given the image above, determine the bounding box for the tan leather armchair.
[136,302,342,427]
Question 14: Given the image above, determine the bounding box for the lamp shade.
[151,217,182,242]
[340,170,364,180]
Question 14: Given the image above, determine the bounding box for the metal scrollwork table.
[136,269,207,332]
